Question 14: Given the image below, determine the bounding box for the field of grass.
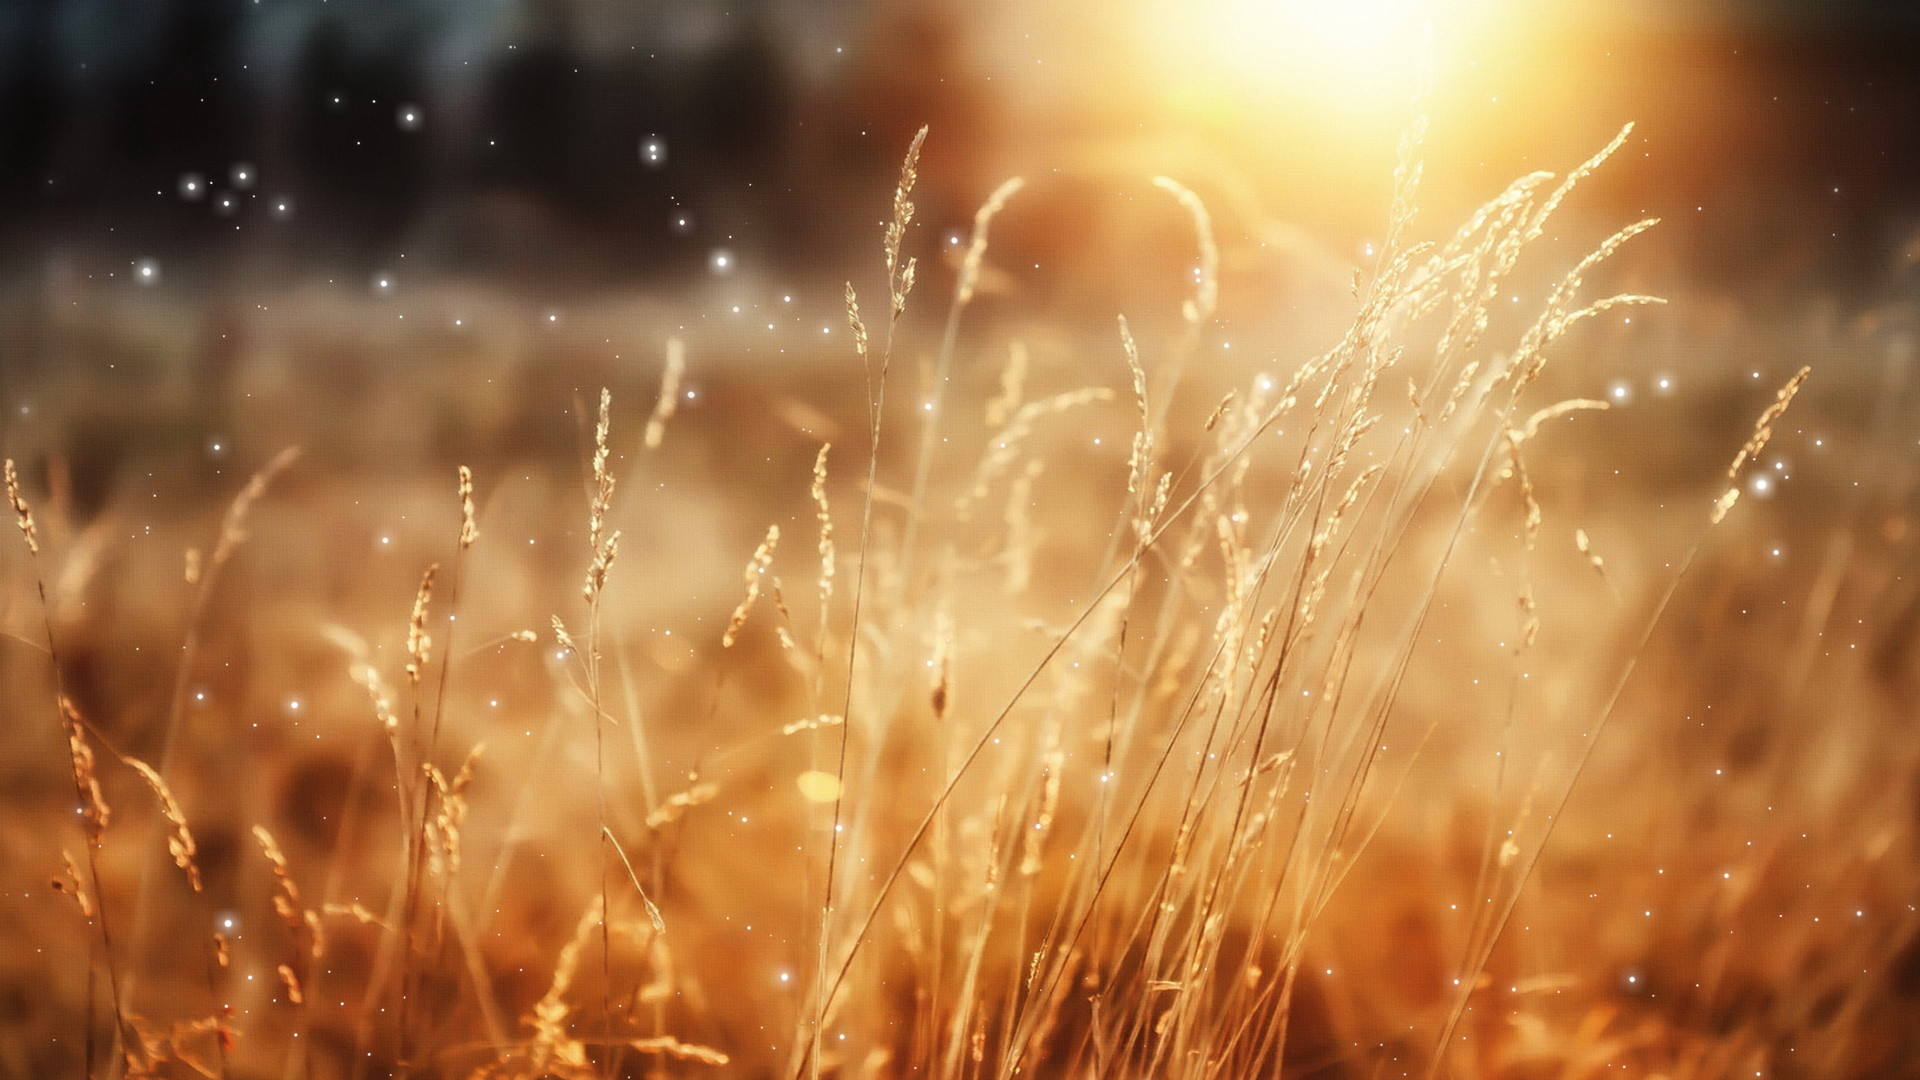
[2,107,1918,1080]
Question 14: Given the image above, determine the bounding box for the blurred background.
[1,0,1916,299]
[5,0,1920,1077]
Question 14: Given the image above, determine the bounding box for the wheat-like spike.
[722,524,780,648]
[592,387,612,484]
[252,824,297,897]
[1727,365,1812,480]
[960,387,1116,517]
[253,825,323,959]
[1509,219,1662,394]
[322,902,393,932]
[771,575,799,653]
[5,459,37,554]
[986,341,1030,429]
[646,781,719,829]
[1020,748,1062,877]
[630,1036,731,1066]
[645,337,687,450]
[587,387,616,546]
[1710,487,1741,524]
[406,564,437,686]
[124,757,201,892]
[53,850,94,917]
[363,667,399,733]
[1574,528,1607,577]
[1118,315,1149,427]
[457,465,478,549]
[1003,458,1043,595]
[845,283,869,370]
[812,444,835,608]
[782,714,846,735]
[971,794,1009,897]
[582,530,620,605]
[1152,176,1220,328]
[1117,321,1159,534]
[1713,366,1812,524]
[277,964,304,1005]
[957,176,1026,307]
[424,744,483,878]
[885,125,929,297]
[1502,430,1543,553]
[1145,469,1173,537]
[1524,122,1636,248]
[1203,390,1236,433]
[896,256,917,314]
[1246,606,1282,678]
[210,446,301,569]
[61,698,110,841]
[581,387,622,609]
[529,895,602,1071]
[1551,293,1667,342]
[327,627,401,733]
[1309,461,1386,563]
[1439,358,1483,423]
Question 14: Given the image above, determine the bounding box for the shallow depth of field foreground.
[3,3,1920,1079]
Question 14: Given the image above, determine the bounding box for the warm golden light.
[4,4,1910,1079]
[1217,0,1428,87]
[1158,0,1506,115]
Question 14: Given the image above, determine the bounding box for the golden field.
[2,4,1919,1078]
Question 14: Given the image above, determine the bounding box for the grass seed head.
[126,756,201,892]
[722,524,780,647]
[457,465,478,548]
[5,459,37,555]
[957,177,1025,307]
[1713,366,1812,524]
[645,337,687,451]
[406,564,437,685]
[61,698,110,841]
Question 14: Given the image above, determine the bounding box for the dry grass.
[0,112,1913,1080]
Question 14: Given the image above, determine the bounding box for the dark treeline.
[1,0,1915,299]
[0,0,888,286]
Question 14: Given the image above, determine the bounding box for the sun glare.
[1194,0,1454,106]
